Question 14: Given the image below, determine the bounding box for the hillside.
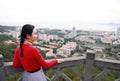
[0,25,16,32]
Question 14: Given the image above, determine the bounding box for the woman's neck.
[24,39,32,45]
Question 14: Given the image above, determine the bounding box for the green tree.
[53,48,57,54]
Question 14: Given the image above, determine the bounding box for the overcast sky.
[0,0,120,31]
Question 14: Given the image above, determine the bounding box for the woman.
[13,24,64,81]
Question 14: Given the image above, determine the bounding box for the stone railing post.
[83,50,95,81]
[0,54,6,81]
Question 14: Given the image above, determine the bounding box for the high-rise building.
[71,26,77,37]
[64,26,77,39]
[116,27,120,36]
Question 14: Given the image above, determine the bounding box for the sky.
[0,0,120,31]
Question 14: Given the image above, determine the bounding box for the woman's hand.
[57,59,64,63]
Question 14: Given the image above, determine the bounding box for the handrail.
[0,50,120,81]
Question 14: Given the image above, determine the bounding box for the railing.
[0,50,120,81]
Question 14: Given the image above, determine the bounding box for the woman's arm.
[33,48,58,68]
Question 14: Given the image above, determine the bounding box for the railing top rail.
[1,52,120,81]
[95,58,120,71]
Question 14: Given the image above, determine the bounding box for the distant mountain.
[97,22,120,26]
[0,25,16,32]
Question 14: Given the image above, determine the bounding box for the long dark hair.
[20,24,34,57]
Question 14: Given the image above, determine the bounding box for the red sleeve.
[33,48,58,68]
[13,46,22,68]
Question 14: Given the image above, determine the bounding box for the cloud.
[0,0,120,30]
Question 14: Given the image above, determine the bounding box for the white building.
[11,31,20,39]
[38,34,50,42]
[116,27,120,36]
[71,26,77,37]
[64,26,77,39]
[38,34,64,43]
[75,36,95,43]
[101,37,112,44]
[56,42,77,57]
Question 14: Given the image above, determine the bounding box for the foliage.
[53,48,57,54]
[0,25,16,32]
[0,43,17,61]
[7,72,22,81]
[103,45,120,58]
[44,29,65,37]
[99,70,120,81]
[0,34,17,61]
[0,34,16,43]
[38,48,47,58]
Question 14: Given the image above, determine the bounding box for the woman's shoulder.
[29,45,39,51]
[14,45,20,53]
[29,46,40,54]
[16,45,20,50]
